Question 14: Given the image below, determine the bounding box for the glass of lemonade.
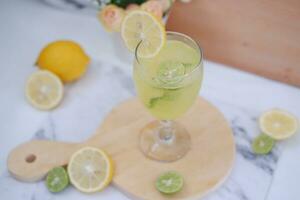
[133,32,203,162]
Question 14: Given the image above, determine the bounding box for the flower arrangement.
[96,0,175,32]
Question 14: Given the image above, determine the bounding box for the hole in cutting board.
[25,154,36,163]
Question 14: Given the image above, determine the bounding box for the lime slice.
[252,134,275,154]
[46,167,69,193]
[156,61,186,86]
[259,109,299,140]
[25,70,64,110]
[121,10,166,58]
[68,147,114,193]
[156,171,183,194]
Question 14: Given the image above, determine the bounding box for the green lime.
[252,134,275,154]
[46,166,69,193]
[155,171,183,194]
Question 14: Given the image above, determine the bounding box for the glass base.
[139,120,191,162]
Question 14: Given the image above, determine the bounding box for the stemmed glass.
[133,32,203,162]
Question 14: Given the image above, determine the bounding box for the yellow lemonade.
[134,39,203,120]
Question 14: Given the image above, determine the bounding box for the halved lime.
[155,171,183,194]
[46,166,69,193]
[252,134,275,154]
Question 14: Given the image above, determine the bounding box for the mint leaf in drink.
[145,87,164,108]
[147,96,162,108]
[147,88,180,108]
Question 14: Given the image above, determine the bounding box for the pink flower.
[141,0,163,19]
[99,5,125,32]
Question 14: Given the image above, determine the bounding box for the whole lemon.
[36,40,90,82]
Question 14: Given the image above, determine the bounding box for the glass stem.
[158,120,175,143]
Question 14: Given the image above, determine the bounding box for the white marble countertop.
[1,0,300,199]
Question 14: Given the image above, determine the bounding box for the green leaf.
[134,0,147,5]
[110,0,147,8]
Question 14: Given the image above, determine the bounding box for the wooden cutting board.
[8,97,235,199]
[166,0,300,87]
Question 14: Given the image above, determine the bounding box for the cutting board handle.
[7,140,81,182]
[6,124,127,182]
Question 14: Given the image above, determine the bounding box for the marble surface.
[1,0,300,199]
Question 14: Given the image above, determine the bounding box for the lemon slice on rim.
[68,147,114,193]
[25,70,63,110]
[121,10,166,58]
[259,109,299,140]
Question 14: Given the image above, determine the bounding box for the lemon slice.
[68,147,114,193]
[25,70,63,110]
[121,10,166,58]
[259,109,299,140]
